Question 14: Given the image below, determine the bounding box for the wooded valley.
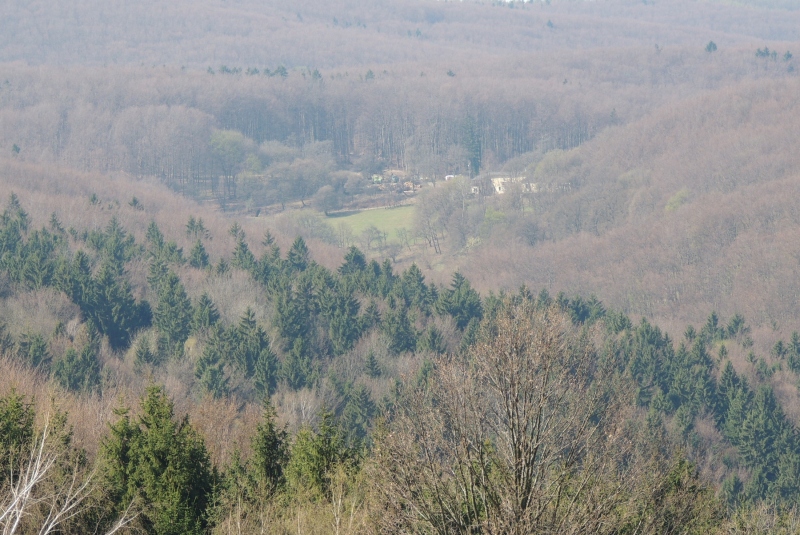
[3,0,800,533]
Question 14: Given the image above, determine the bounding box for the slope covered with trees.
[460,75,800,328]
[2,188,800,532]
[2,0,799,67]
[2,0,800,532]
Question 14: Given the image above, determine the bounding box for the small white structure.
[491,176,540,194]
[491,176,517,193]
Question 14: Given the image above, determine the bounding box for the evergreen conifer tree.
[134,335,159,370]
[327,290,361,355]
[147,257,169,294]
[15,332,50,370]
[195,346,229,399]
[232,308,272,377]
[285,411,347,497]
[0,390,34,487]
[365,351,381,378]
[341,384,376,448]
[435,271,482,329]
[282,337,311,390]
[286,236,309,272]
[189,239,209,269]
[360,300,381,332]
[154,272,192,357]
[377,259,395,297]
[401,263,429,312]
[273,280,312,348]
[195,326,229,398]
[91,261,149,350]
[231,236,256,272]
[338,246,366,276]
[52,345,100,393]
[460,317,481,353]
[251,400,288,496]
[101,386,213,534]
[191,293,219,334]
[416,325,447,354]
[715,361,739,426]
[383,302,416,355]
[254,345,279,398]
[145,221,165,253]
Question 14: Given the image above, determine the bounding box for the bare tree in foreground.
[0,414,136,535]
[372,300,719,534]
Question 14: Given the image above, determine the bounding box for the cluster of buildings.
[371,170,571,196]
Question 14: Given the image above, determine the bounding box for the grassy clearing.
[326,205,415,241]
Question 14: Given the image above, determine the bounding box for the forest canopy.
[3,0,800,532]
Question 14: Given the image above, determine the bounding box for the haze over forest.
[2,0,800,533]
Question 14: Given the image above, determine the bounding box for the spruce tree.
[52,345,100,393]
[360,300,381,332]
[738,386,784,472]
[231,236,256,272]
[101,386,213,535]
[341,384,376,448]
[286,236,309,272]
[715,361,739,426]
[55,250,94,311]
[338,245,367,276]
[232,308,273,377]
[365,351,381,378]
[254,345,279,398]
[261,230,276,248]
[195,345,229,399]
[134,335,158,370]
[0,390,34,487]
[723,381,752,444]
[273,280,311,348]
[282,337,311,390]
[186,216,209,240]
[96,217,138,270]
[154,272,192,357]
[382,302,415,355]
[147,257,169,294]
[195,326,229,398]
[285,411,346,497]
[191,292,219,334]
[436,271,483,330]
[362,259,382,294]
[91,261,149,350]
[416,325,447,355]
[188,239,209,269]
[460,317,481,353]
[145,220,165,253]
[401,263,429,312]
[15,332,50,370]
[327,290,361,355]
[381,260,398,295]
[789,332,800,372]
[251,400,288,496]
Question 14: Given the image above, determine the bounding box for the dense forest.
[3,189,800,532]
[3,0,800,533]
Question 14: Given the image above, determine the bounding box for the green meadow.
[326,205,415,241]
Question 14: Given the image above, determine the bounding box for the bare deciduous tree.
[370,299,723,534]
[0,414,136,535]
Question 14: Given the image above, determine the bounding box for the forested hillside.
[2,0,799,67]
[462,76,800,324]
[3,0,800,532]
[2,186,800,532]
